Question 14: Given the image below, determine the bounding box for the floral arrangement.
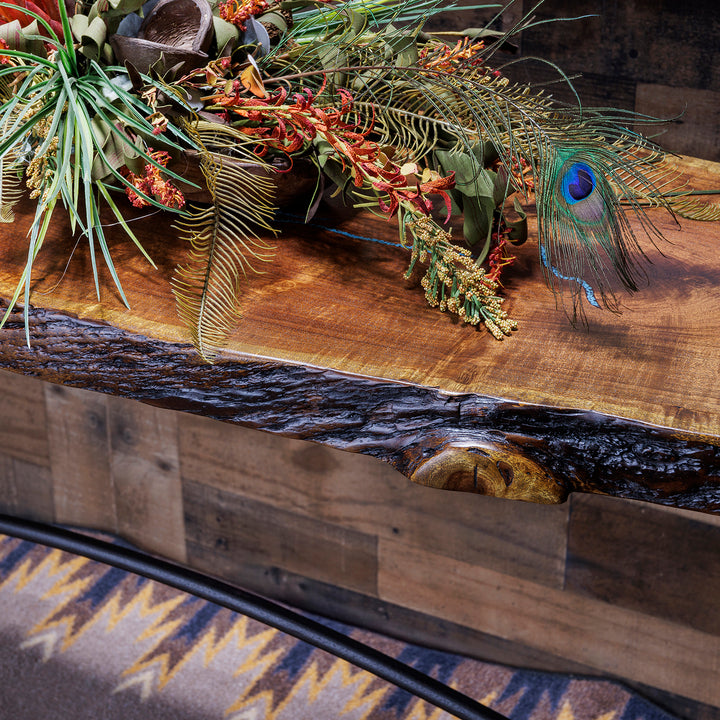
[0,0,715,361]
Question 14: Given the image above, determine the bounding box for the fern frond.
[0,151,24,223]
[172,131,278,362]
[667,196,720,221]
[614,152,720,221]
[0,77,27,223]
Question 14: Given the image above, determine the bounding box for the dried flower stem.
[404,212,517,339]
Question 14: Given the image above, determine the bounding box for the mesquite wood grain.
[0,156,719,511]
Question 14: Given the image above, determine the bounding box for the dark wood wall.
[2,370,720,719]
[431,0,720,161]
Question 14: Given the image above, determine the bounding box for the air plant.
[0,0,199,342]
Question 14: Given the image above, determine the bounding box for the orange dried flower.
[419,38,485,71]
[207,82,455,220]
[217,0,269,30]
[124,150,185,210]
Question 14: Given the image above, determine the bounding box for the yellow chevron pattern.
[0,535,671,720]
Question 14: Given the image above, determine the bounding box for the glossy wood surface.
[0,155,719,509]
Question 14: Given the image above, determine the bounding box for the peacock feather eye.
[561,162,596,203]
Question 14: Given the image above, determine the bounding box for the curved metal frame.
[0,513,508,720]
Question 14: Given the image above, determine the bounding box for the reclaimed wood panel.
[43,383,116,531]
[0,454,12,515]
[183,478,379,596]
[635,84,720,162]
[2,373,720,713]
[107,396,186,563]
[377,534,720,707]
[0,453,54,522]
[1,458,54,524]
[177,412,569,587]
[566,494,720,636]
[443,0,720,162]
[0,370,50,467]
[506,0,720,161]
[513,1,718,88]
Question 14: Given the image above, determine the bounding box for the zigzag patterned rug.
[0,533,678,720]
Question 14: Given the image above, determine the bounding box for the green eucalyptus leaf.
[88,0,144,33]
[72,14,107,61]
[278,0,320,9]
[312,138,333,169]
[380,23,416,65]
[460,27,518,52]
[507,197,528,245]
[462,27,507,41]
[481,141,499,167]
[70,13,89,39]
[396,41,418,67]
[91,0,145,19]
[102,41,114,63]
[434,148,494,199]
[490,167,510,206]
[89,114,114,179]
[435,150,496,246]
[84,15,108,47]
[89,111,142,180]
[348,8,366,35]
[462,193,495,248]
[213,16,239,55]
[315,42,347,87]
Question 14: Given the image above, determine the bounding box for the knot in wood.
[410,440,567,504]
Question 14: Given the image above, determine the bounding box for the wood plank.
[636,84,720,161]
[482,0,720,162]
[107,395,186,563]
[515,2,719,89]
[7,459,54,523]
[0,369,49,466]
[178,413,569,587]
[199,558,600,674]
[0,452,54,523]
[377,535,720,706]
[183,478,378,596]
[0,453,12,515]
[566,494,720,635]
[44,382,116,530]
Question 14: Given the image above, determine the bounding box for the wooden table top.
[1,154,719,512]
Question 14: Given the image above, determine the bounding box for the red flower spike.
[486,238,517,284]
[206,82,455,220]
[123,150,185,210]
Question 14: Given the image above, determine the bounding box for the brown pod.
[110,0,214,74]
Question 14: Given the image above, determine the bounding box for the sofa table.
[1,155,719,511]
[0,155,719,716]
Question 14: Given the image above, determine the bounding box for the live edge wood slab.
[0,155,719,513]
